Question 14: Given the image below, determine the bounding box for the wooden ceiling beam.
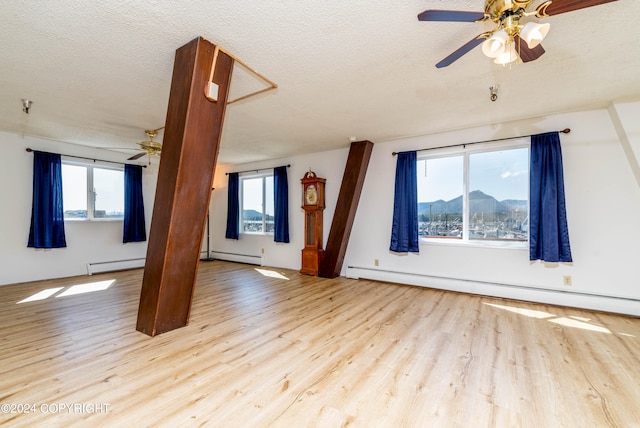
[319,140,373,279]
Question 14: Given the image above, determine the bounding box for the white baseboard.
[87,251,212,275]
[209,251,263,266]
[346,266,640,317]
[86,258,146,275]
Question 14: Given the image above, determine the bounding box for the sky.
[417,147,528,203]
[241,175,274,214]
[62,165,124,215]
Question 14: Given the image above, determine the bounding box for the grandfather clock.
[300,171,326,276]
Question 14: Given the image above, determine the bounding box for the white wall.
[0,131,156,285]
[209,149,349,270]
[609,100,640,189]
[209,104,640,316]
[4,102,639,315]
[345,105,640,315]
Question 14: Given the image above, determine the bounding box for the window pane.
[469,148,528,241]
[94,168,124,218]
[242,177,264,232]
[62,164,87,218]
[417,156,463,238]
[264,176,274,233]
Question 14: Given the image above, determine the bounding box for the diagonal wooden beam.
[136,37,233,336]
[319,140,374,278]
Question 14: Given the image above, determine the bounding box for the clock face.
[305,184,317,205]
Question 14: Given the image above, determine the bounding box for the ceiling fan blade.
[539,0,617,16]
[128,152,147,161]
[514,35,545,63]
[418,9,485,22]
[435,34,487,68]
[95,147,141,150]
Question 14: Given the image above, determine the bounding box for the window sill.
[420,237,528,250]
[64,218,123,222]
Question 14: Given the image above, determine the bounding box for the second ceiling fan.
[128,128,163,161]
[418,0,617,68]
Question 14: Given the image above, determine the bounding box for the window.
[61,161,124,220]
[417,143,529,245]
[240,173,274,234]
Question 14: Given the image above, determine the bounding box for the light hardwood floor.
[1,261,639,427]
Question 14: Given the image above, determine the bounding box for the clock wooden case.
[300,171,326,276]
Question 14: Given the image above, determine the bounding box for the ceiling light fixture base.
[21,99,33,114]
[489,85,499,102]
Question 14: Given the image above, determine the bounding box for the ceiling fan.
[127,128,163,161]
[418,0,617,68]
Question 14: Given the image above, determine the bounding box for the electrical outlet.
[563,275,572,286]
[374,259,379,267]
[261,248,265,254]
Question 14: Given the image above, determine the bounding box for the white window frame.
[239,172,274,235]
[417,140,530,249]
[61,159,125,221]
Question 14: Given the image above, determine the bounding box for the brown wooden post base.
[136,37,233,336]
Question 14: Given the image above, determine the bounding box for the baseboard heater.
[87,251,214,275]
[346,266,640,317]
[87,258,146,275]
[208,251,263,266]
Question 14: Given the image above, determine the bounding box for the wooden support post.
[136,37,233,336]
[319,140,374,278]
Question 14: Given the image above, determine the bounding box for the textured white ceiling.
[1,0,638,165]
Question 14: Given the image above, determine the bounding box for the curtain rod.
[391,128,571,155]
[225,164,290,175]
[25,148,147,168]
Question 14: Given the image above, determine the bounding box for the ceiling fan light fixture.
[520,22,550,49]
[482,30,509,58]
[494,43,519,65]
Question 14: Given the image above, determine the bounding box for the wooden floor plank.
[1,261,639,427]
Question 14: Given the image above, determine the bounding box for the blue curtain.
[123,164,146,243]
[28,151,67,248]
[529,132,572,262]
[225,172,239,239]
[390,151,419,253]
[273,166,290,243]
